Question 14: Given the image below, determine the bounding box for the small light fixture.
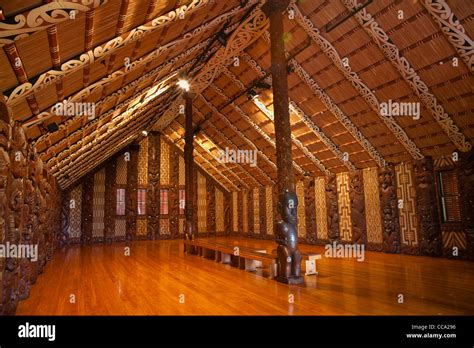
[141,130,148,137]
[177,79,190,92]
[247,89,259,100]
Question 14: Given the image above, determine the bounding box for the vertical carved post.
[266,0,303,284]
[413,157,442,256]
[459,151,474,260]
[126,144,139,241]
[206,181,215,237]
[81,173,94,244]
[304,178,317,244]
[259,187,267,240]
[184,92,196,251]
[238,190,243,235]
[224,192,231,236]
[378,164,401,254]
[349,170,367,245]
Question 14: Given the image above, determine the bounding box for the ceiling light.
[141,130,148,137]
[177,79,190,92]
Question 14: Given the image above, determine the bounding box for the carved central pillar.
[266,0,303,285]
[184,92,196,252]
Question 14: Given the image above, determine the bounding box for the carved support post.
[184,92,196,252]
[349,170,367,245]
[170,145,180,239]
[304,178,317,244]
[259,187,267,240]
[147,132,160,240]
[459,151,474,260]
[224,192,231,236]
[206,181,215,237]
[266,0,303,284]
[104,158,116,244]
[81,173,94,244]
[326,174,340,243]
[378,164,401,254]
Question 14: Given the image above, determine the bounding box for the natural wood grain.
[16,237,474,315]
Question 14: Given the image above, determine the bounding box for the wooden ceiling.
[0,0,473,192]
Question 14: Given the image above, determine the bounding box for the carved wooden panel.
[169,145,179,239]
[147,133,160,240]
[136,219,148,239]
[197,172,207,234]
[160,219,170,237]
[378,164,401,254]
[215,188,224,233]
[242,190,248,234]
[232,191,238,233]
[104,159,116,243]
[81,173,94,244]
[304,179,316,244]
[413,157,442,256]
[160,139,170,185]
[315,177,328,241]
[207,180,216,236]
[336,173,352,242]
[395,162,420,254]
[259,187,266,239]
[265,186,273,237]
[296,180,306,239]
[252,188,259,236]
[138,137,148,186]
[126,145,139,240]
[92,168,105,241]
[69,184,82,243]
[362,168,383,250]
[326,175,340,243]
[224,192,231,236]
[247,190,253,236]
[349,170,367,245]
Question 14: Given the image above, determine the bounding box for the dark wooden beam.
[184,92,196,251]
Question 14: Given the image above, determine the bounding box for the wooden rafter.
[341,0,471,152]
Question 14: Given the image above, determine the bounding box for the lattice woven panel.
[265,186,273,235]
[115,219,126,238]
[396,162,419,246]
[92,168,105,238]
[160,219,170,235]
[160,139,170,185]
[442,231,467,250]
[362,167,383,244]
[137,137,148,186]
[315,177,328,240]
[336,173,352,242]
[69,184,82,240]
[197,172,207,233]
[136,219,148,237]
[215,189,224,232]
[116,154,128,185]
[179,156,185,186]
[296,181,306,238]
[179,218,185,235]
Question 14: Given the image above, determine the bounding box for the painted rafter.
[197,111,274,186]
[341,0,471,152]
[5,0,232,105]
[0,0,109,45]
[198,93,279,176]
[232,55,357,171]
[166,128,234,193]
[154,1,268,131]
[220,67,331,175]
[261,31,386,167]
[290,2,424,160]
[421,0,473,72]
[170,120,250,190]
[209,83,306,176]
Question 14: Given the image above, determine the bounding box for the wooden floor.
[16,237,474,315]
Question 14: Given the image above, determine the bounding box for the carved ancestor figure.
[349,170,367,245]
[378,165,401,254]
[274,191,303,284]
[326,175,340,243]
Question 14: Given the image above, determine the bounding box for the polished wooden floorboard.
[16,237,474,315]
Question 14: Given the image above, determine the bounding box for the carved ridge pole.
[184,92,196,253]
[266,0,303,285]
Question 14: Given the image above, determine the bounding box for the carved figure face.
[278,191,298,225]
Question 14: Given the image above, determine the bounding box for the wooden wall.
[61,132,230,244]
[0,118,62,315]
[230,156,474,260]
